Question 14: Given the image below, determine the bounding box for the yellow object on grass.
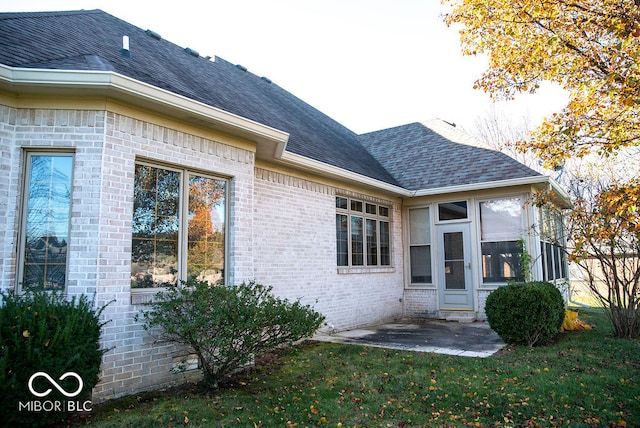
[562,309,592,331]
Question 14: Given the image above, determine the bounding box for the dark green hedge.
[485,281,565,346]
[0,290,108,427]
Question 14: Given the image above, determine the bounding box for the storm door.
[437,223,473,310]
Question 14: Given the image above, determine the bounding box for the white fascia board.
[279,151,408,195]
[411,175,552,197]
[0,65,290,147]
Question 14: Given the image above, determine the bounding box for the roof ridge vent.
[261,76,272,84]
[145,29,162,40]
[184,47,200,58]
[236,64,248,72]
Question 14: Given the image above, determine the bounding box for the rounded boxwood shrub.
[0,290,108,427]
[485,281,565,346]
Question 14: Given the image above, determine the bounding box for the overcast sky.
[1,0,568,134]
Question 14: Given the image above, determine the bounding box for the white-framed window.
[408,207,432,284]
[479,197,525,283]
[438,201,468,222]
[131,161,227,289]
[336,196,390,267]
[539,206,567,281]
[18,152,74,292]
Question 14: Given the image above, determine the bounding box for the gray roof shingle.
[358,119,542,191]
[0,9,398,186]
[0,10,544,194]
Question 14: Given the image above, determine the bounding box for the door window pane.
[21,154,73,291]
[444,232,465,290]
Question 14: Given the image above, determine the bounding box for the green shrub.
[485,281,565,346]
[0,290,108,427]
[137,279,325,388]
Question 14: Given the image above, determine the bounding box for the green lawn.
[84,310,639,427]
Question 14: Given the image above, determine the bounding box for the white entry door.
[437,223,473,310]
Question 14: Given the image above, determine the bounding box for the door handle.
[466,263,472,269]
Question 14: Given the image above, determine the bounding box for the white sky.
[1,0,568,134]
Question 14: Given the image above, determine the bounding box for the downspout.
[567,279,591,308]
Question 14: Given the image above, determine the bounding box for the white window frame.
[479,196,526,285]
[335,196,391,269]
[539,206,568,282]
[408,206,433,286]
[17,151,75,293]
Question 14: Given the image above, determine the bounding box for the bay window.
[131,162,227,289]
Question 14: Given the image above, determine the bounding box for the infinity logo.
[28,372,83,398]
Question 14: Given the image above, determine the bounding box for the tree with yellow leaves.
[444,0,640,167]
[443,0,640,338]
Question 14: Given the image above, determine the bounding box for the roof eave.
[411,175,573,208]
[279,151,408,196]
[0,65,290,151]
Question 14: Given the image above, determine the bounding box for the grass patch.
[84,310,638,427]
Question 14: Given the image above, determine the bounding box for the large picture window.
[336,196,390,267]
[539,206,567,281]
[131,163,227,289]
[19,153,74,291]
[480,197,525,283]
[408,207,432,284]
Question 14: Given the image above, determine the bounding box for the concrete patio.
[314,319,505,358]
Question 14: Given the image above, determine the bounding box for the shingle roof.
[0,10,545,194]
[0,9,398,186]
[358,119,543,191]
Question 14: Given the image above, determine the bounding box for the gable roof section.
[0,10,399,186]
[0,10,566,201]
[358,119,544,192]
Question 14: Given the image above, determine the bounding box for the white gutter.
[0,65,573,206]
[411,175,572,207]
[0,65,290,147]
[279,151,572,205]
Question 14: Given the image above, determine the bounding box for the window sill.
[337,266,395,275]
[130,289,165,305]
[405,284,436,289]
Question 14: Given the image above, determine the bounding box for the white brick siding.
[0,107,256,400]
[0,105,409,401]
[253,168,405,331]
[403,288,438,318]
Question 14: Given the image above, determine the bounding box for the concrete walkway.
[314,319,505,358]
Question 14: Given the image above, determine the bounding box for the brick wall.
[0,106,256,400]
[1,105,409,401]
[94,112,255,399]
[0,105,18,292]
[253,168,405,331]
[403,288,438,318]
